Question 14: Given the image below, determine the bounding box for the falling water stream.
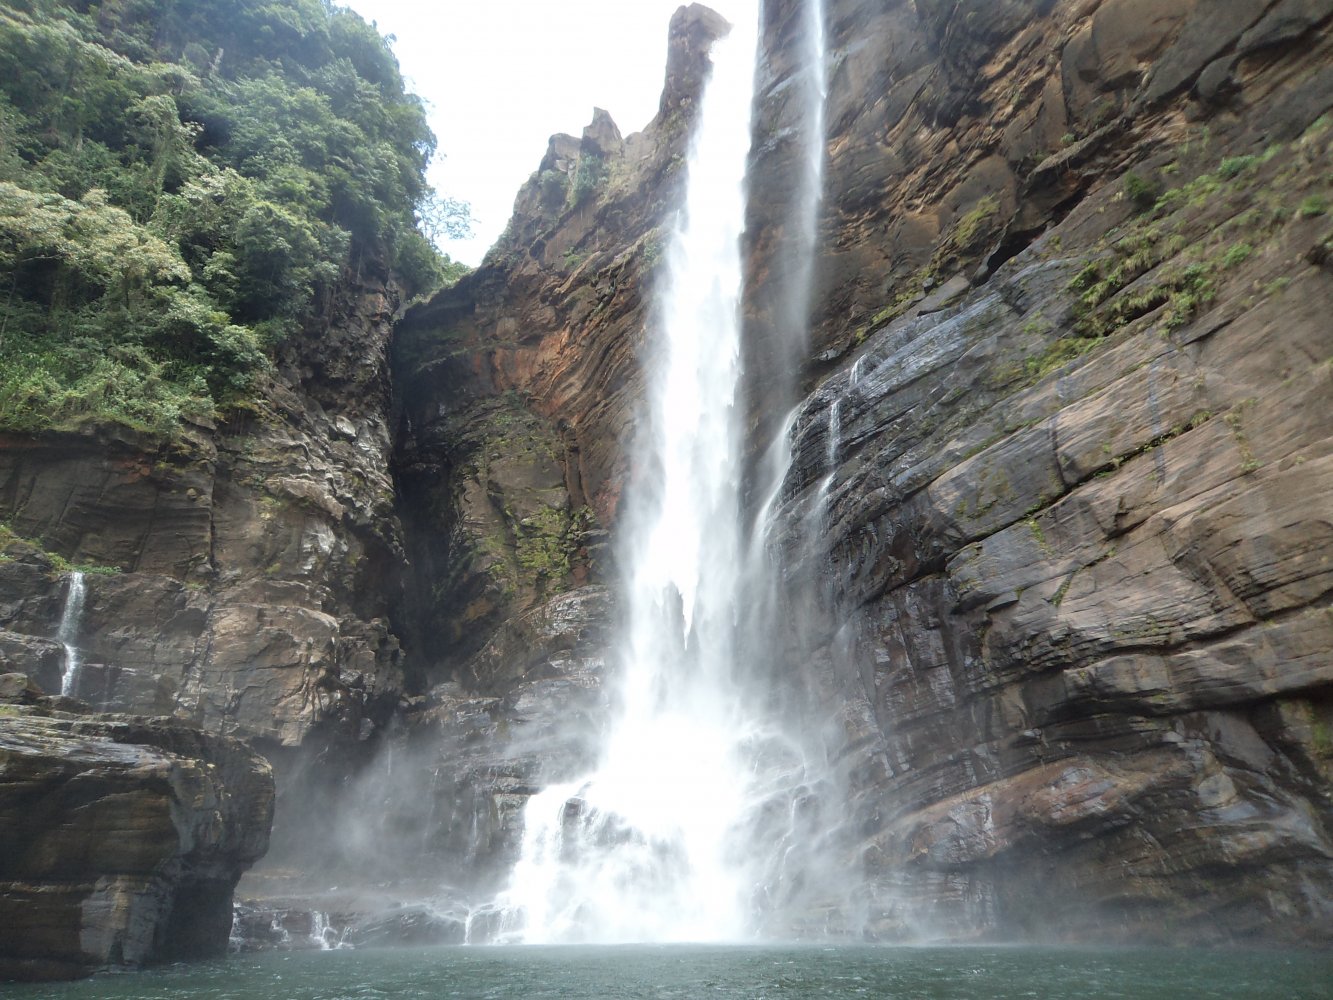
[502,4,761,943]
[499,0,833,945]
[57,570,86,697]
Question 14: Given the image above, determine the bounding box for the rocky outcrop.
[0,262,409,746]
[0,689,274,980]
[228,583,610,945]
[396,0,1333,947]
[0,255,408,976]
[755,0,1333,945]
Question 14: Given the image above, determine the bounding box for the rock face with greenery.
[0,0,465,746]
[0,1,461,975]
[393,4,730,676]
[756,0,1333,944]
[0,0,459,436]
[397,0,1333,946]
[2,0,1332,972]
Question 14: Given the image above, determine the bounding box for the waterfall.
[57,571,87,698]
[499,0,831,944]
[501,2,760,944]
[747,0,828,536]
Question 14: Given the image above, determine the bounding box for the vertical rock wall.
[0,261,409,747]
[759,0,1333,943]
[0,693,274,980]
[395,0,1333,944]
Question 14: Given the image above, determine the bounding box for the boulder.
[0,704,274,980]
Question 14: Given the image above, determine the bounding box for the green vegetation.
[514,503,591,581]
[0,521,121,573]
[1123,172,1159,212]
[640,235,663,269]
[568,152,606,207]
[952,195,1000,252]
[1025,335,1104,380]
[0,0,467,438]
[538,169,568,210]
[1313,715,1333,760]
[1062,132,1331,342]
[1216,154,1259,179]
[1025,516,1053,556]
[1224,398,1261,473]
[1221,242,1253,268]
[990,122,1330,394]
[1299,194,1329,217]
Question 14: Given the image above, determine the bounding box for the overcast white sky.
[344,0,749,265]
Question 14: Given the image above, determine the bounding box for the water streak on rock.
[500,2,762,944]
[56,571,86,698]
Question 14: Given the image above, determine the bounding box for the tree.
[0,0,467,436]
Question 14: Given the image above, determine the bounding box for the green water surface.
[4,945,1331,999]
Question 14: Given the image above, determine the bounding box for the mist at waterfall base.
[494,0,851,944]
[12,945,1333,999]
[240,0,862,944]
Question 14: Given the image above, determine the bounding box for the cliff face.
[0,259,410,973]
[765,0,1333,943]
[393,5,732,676]
[396,0,1333,943]
[0,261,408,749]
[372,6,734,903]
[2,0,1330,958]
[0,684,274,980]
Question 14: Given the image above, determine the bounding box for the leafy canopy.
[0,0,469,437]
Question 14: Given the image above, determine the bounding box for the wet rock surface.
[0,0,1330,963]
[0,263,408,747]
[755,0,1333,945]
[395,0,1333,947]
[0,690,274,980]
[234,583,611,924]
[391,4,734,674]
[0,259,406,977]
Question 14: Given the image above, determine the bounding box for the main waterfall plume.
[498,2,765,944]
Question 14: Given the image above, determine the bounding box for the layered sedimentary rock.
[762,0,1333,944]
[396,0,1333,944]
[379,7,747,908]
[393,4,732,674]
[0,256,408,974]
[1,0,1329,957]
[0,262,408,747]
[0,688,273,980]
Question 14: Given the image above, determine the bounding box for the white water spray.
[748,0,829,541]
[57,571,86,697]
[790,0,827,325]
[502,5,761,944]
[500,0,833,944]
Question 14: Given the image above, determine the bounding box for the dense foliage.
[0,0,467,436]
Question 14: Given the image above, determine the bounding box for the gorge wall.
[394,0,1333,944]
[0,258,407,748]
[775,0,1333,943]
[0,680,273,980]
[1,0,1331,968]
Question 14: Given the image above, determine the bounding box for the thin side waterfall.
[57,571,86,697]
[748,0,828,550]
[500,4,761,944]
[788,0,827,332]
